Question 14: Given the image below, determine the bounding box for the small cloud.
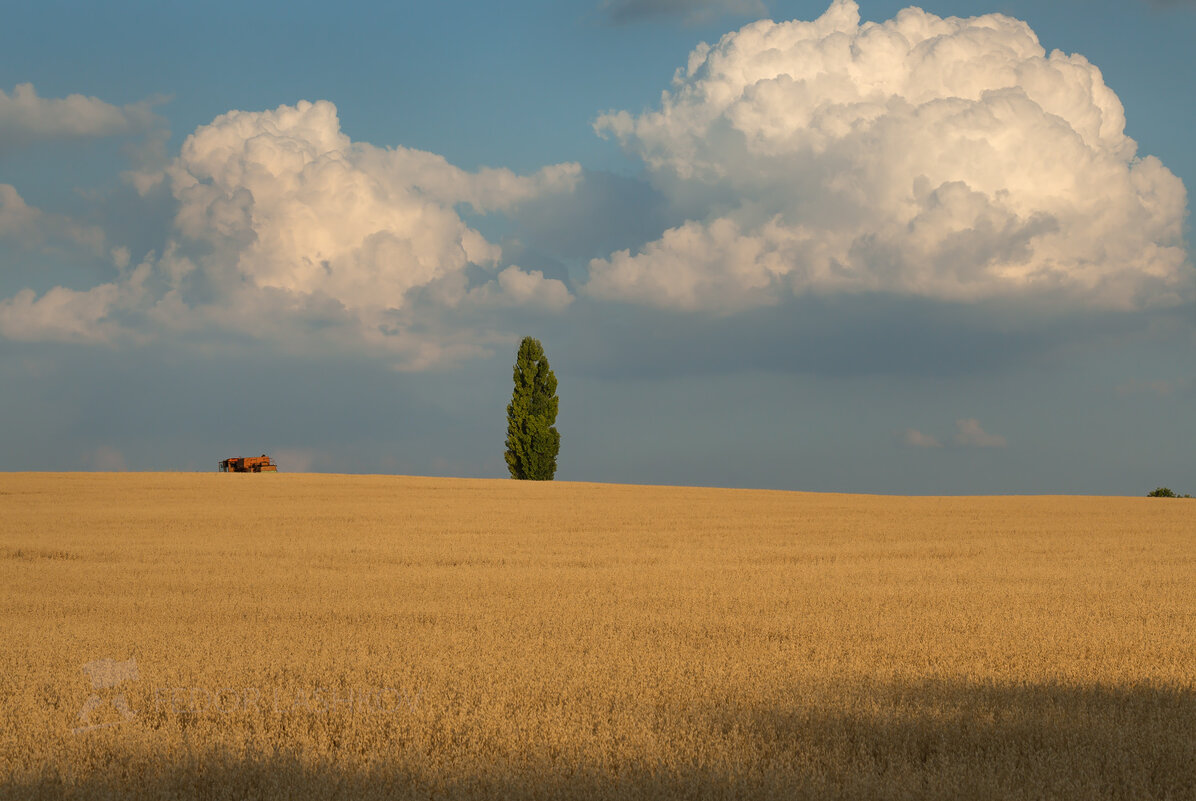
[0,285,123,343]
[953,419,1007,449]
[0,83,161,153]
[498,265,573,311]
[0,183,41,238]
[602,0,767,26]
[0,183,108,255]
[111,247,131,270]
[272,448,316,472]
[902,429,942,449]
[1115,379,1176,397]
[87,447,127,472]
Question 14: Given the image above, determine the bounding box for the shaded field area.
[1,473,1193,799]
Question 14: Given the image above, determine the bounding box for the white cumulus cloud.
[0,247,153,344]
[587,0,1190,312]
[0,100,581,363]
[0,83,159,152]
[468,265,573,311]
[166,100,579,317]
[0,285,124,343]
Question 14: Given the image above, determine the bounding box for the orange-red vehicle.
[218,455,278,473]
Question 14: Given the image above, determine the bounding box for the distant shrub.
[1147,487,1191,498]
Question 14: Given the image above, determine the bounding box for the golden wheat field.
[1,472,1193,800]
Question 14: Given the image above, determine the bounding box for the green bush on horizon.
[1147,487,1191,498]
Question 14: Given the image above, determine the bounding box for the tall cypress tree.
[505,336,560,480]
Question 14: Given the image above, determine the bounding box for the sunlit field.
[2,473,1193,800]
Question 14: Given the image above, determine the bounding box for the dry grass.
[1,472,1193,800]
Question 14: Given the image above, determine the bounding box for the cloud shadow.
[10,676,1194,800]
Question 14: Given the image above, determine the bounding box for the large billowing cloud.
[586,0,1190,312]
[0,83,159,152]
[166,100,576,315]
[1,100,579,366]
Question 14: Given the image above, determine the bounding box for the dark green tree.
[505,336,560,480]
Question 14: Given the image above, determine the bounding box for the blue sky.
[1,0,1192,493]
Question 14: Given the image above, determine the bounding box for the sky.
[0,0,1192,494]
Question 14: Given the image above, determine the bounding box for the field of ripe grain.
[1,473,1193,800]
